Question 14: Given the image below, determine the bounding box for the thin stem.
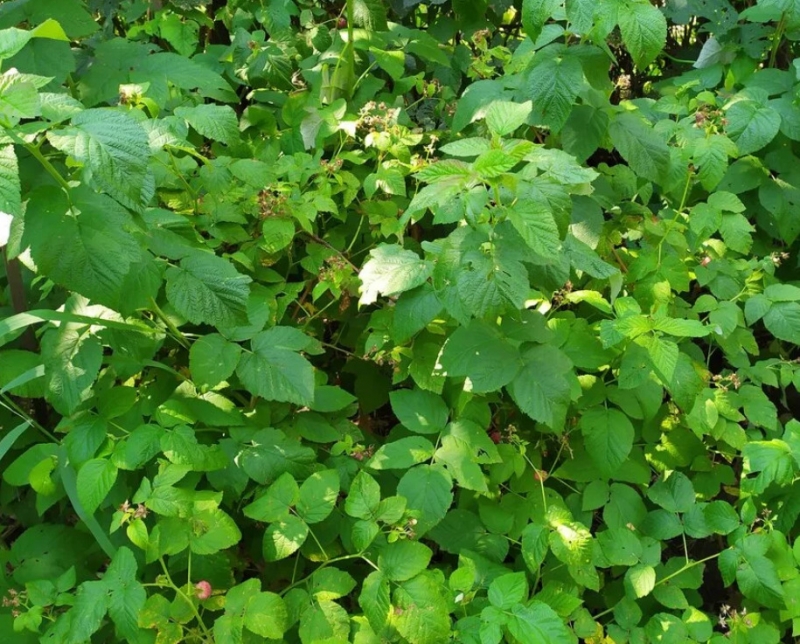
[166,144,211,166]
[0,393,57,442]
[345,215,365,254]
[300,231,357,271]
[149,298,190,349]
[655,552,719,587]
[7,132,71,194]
[159,557,211,638]
[769,13,787,68]
[279,553,363,596]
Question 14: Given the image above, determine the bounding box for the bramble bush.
[1,0,800,642]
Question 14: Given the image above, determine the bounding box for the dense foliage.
[1,0,800,642]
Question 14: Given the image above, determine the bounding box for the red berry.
[195,581,212,600]
[338,18,347,29]
[490,431,502,444]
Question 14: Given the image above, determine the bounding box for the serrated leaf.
[609,112,670,183]
[25,187,144,307]
[397,465,453,536]
[244,592,289,639]
[488,572,528,610]
[189,333,242,389]
[725,100,780,156]
[352,0,388,31]
[368,436,435,470]
[297,469,339,524]
[166,253,251,328]
[379,541,432,581]
[502,199,561,259]
[359,571,392,632]
[76,458,117,515]
[618,1,667,68]
[359,244,431,305]
[0,144,20,216]
[440,320,522,393]
[508,344,573,428]
[47,108,151,208]
[522,0,561,42]
[763,302,800,343]
[263,514,308,561]
[506,602,573,643]
[579,408,635,478]
[174,104,239,145]
[390,388,448,434]
[485,100,532,137]
[236,328,316,406]
[627,563,656,598]
[243,472,299,522]
[527,51,584,133]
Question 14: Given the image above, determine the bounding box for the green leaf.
[598,528,642,566]
[506,602,573,644]
[166,253,251,328]
[736,554,785,609]
[725,100,780,156]
[244,592,289,639]
[637,335,679,383]
[310,385,356,412]
[359,570,392,633]
[47,108,151,208]
[236,327,315,406]
[397,465,453,536]
[368,436,436,470]
[239,428,316,485]
[66,580,109,642]
[345,471,381,520]
[693,134,737,190]
[439,320,522,393]
[508,345,573,428]
[488,572,528,610]
[485,100,532,137]
[579,408,635,478]
[394,571,451,644]
[25,187,145,307]
[189,333,242,389]
[618,1,667,68]
[104,547,146,641]
[522,0,561,42]
[0,28,33,62]
[359,244,431,306]
[378,540,433,581]
[502,199,561,259]
[763,301,800,343]
[527,51,584,133]
[703,501,739,535]
[263,514,308,561]
[297,469,339,524]
[627,563,656,598]
[0,144,20,216]
[390,388,448,434]
[521,523,550,572]
[609,112,670,183]
[76,458,117,515]
[647,471,695,513]
[174,104,239,145]
[352,0,388,31]
[41,314,102,416]
[243,472,299,522]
